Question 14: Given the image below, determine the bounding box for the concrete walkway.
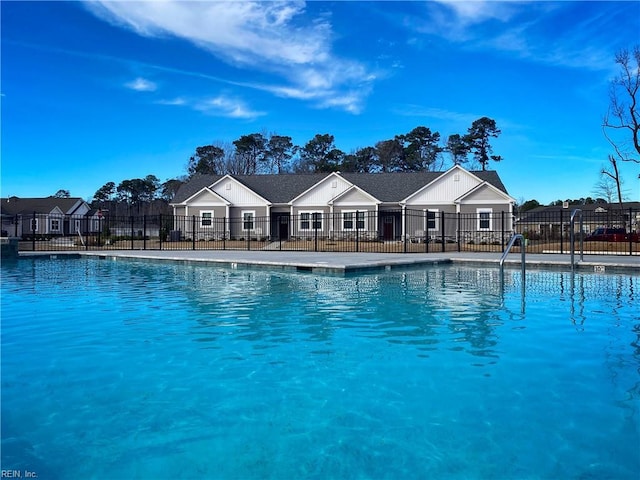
[22,249,639,274]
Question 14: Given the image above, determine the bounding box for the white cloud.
[155,97,186,106]
[417,1,620,71]
[85,1,374,113]
[194,95,265,120]
[125,77,157,92]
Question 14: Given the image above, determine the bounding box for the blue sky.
[2,1,639,204]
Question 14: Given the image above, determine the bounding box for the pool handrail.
[500,233,525,275]
[570,209,584,270]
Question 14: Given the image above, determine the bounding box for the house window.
[93,219,101,231]
[74,219,81,233]
[424,209,439,231]
[242,211,255,231]
[477,208,492,230]
[201,211,213,227]
[300,211,322,230]
[343,211,365,230]
[50,218,61,232]
[31,218,39,232]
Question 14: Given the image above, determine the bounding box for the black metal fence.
[5,207,639,255]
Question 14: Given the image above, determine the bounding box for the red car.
[585,227,640,242]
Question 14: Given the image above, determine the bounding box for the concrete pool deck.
[19,249,639,274]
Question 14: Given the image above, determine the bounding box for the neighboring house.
[170,165,515,242]
[516,202,640,238]
[0,197,95,238]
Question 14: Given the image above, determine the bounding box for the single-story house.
[516,201,640,239]
[0,197,101,238]
[170,165,516,242]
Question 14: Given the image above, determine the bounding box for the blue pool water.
[1,258,639,479]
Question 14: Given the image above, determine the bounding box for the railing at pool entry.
[570,209,584,270]
[500,233,526,307]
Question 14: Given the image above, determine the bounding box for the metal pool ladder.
[500,234,526,301]
[570,209,584,271]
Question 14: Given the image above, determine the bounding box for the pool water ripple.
[1,258,639,479]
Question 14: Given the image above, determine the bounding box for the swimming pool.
[1,258,638,479]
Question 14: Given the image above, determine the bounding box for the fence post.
[457,213,461,253]
[314,217,318,252]
[441,212,445,253]
[159,214,163,250]
[192,215,196,250]
[425,213,429,253]
[223,217,227,250]
[143,215,147,250]
[356,210,360,252]
[130,216,134,249]
[403,208,407,253]
[559,209,564,254]
[629,207,633,256]
[501,211,505,249]
[32,211,36,251]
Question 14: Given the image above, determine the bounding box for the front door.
[271,213,290,240]
[383,216,394,240]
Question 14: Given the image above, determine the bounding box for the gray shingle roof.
[171,170,510,205]
[518,201,640,223]
[0,197,85,216]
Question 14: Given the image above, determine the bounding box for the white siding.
[459,184,509,204]
[293,175,351,206]
[406,169,480,205]
[332,187,376,206]
[211,179,268,206]
[188,189,227,207]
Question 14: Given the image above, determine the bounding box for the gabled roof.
[517,202,640,223]
[0,197,87,216]
[454,181,515,203]
[171,170,509,205]
[181,186,231,206]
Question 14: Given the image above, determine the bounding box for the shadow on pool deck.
[18,249,639,274]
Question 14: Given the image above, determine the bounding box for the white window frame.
[242,210,255,231]
[477,208,493,231]
[74,219,81,233]
[424,209,439,232]
[299,210,323,230]
[31,218,39,232]
[50,218,61,232]
[201,211,214,227]
[342,210,366,231]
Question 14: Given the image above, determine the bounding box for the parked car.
[585,227,639,242]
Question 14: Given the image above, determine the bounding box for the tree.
[233,133,267,175]
[342,146,378,173]
[52,189,71,198]
[464,117,502,171]
[92,182,115,207]
[399,126,443,171]
[141,175,160,203]
[160,178,185,202]
[187,145,226,176]
[601,46,640,214]
[116,176,159,214]
[446,134,470,166]
[593,172,620,204]
[298,134,344,172]
[603,46,640,161]
[375,138,404,172]
[265,135,296,174]
[518,199,540,212]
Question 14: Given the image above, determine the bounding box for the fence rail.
[4,208,639,255]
